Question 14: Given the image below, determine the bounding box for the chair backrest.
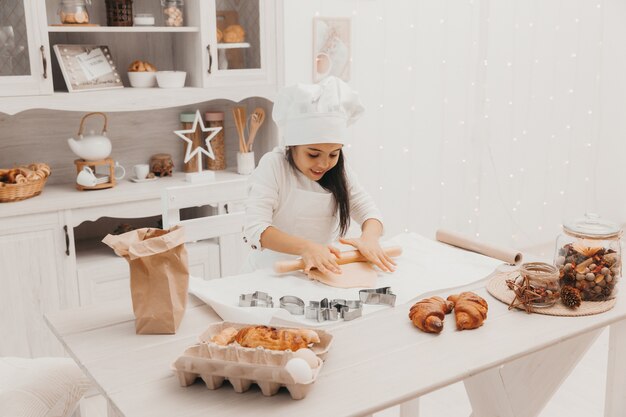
[161,180,247,243]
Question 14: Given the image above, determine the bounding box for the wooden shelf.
[0,171,247,220]
[216,42,251,49]
[48,26,199,33]
[0,85,277,115]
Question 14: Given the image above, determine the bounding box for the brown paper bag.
[102,226,189,334]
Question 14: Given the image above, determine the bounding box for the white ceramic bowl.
[127,71,157,88]
[156,71,186,88]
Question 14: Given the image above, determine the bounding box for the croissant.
[447,292,488,330]
[409,296,454,333]
[226,326,320,351]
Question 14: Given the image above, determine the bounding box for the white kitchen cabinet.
[0,172,248,357]
[0,0,53,96]
[75,240,220,306]
[0,0,283,114]
[0,212,74,356]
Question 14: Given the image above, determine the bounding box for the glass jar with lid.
[161,0,184,27]
[555,213,622,301]
[58,0,91,24]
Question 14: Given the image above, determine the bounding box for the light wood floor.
[80,328,609,416]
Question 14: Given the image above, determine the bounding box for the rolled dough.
[307,261,378,288]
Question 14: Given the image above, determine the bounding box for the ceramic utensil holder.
[237,152,255,175]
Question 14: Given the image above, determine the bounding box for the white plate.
[129,176,158,183]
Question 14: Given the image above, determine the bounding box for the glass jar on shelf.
[161,0,184,27]
[555,213,622,301]
[58,0,91,25]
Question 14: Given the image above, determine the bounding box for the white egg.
[285,358,313,384]
[293,348,320,369]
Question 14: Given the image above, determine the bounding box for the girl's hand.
[301,242,342,275]
[339,237,396,272]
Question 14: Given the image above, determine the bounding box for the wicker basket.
[0,177,48,203]
[105,0,133,26]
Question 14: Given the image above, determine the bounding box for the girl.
[242,77,395,275]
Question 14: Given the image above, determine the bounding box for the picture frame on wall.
[312,17,351,83]
[53,44,123,92]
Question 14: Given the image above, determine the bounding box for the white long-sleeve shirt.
[243,147,383,252]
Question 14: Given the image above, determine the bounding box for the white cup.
[76,166,97,187]
[237,151,255,175]
[315,52,333,78]
[114,161,126,180]
[133,164,150,180]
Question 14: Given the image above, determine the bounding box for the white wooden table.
[45,279,626,417]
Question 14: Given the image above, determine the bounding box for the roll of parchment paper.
[435,229,523,265]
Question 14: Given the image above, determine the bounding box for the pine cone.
[560,285,582,309]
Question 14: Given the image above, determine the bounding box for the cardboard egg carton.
[171,322,333,400]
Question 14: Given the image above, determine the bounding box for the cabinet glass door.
[215,0,261,72]
[0,0,50,96]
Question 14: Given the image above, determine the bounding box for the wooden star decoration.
[174,110,223,173]
[506,275,542,314]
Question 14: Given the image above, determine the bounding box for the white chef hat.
[272,76,364,146]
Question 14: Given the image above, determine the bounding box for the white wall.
[283,0,626,254]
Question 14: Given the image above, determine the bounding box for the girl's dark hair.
[287,147,351,237]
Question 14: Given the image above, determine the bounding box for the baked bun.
[0,163,51,185]
[128,60,157,72]
[223,24,245,43]
[216,28,223,43]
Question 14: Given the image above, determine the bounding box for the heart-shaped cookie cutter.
[279,295,305,315]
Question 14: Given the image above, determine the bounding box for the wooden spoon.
[246,107,265,151]
[232,106,247,153]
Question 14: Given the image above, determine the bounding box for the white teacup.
[114,161,126,180]
[133,164,150,180]
[76,166,97,187]
[315,52,332,78]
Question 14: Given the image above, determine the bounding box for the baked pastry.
[216,28,223,43]
[223,24,245,43]
[409,296,454,333]
[128,60,157,72]
[0,163,51,186]
[447,292,488,330]
[211,327,238,346]
[210,326,320,351]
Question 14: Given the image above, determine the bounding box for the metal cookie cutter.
[330,299,363,321]
[239,291,274,308]
[305,298,339,322]
[279,296,305,315]
[359,287,396,307]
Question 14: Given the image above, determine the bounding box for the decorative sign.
[174,110,223,182]
[53,44,123,92]
[313,17,351,82]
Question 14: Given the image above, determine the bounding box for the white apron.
[242,187,338,272]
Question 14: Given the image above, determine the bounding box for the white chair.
[0,357,90,417]
[161,180,247,278]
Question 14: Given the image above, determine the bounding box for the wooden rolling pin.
[274,246,403,274]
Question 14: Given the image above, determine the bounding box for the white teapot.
[67,112,112,161]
